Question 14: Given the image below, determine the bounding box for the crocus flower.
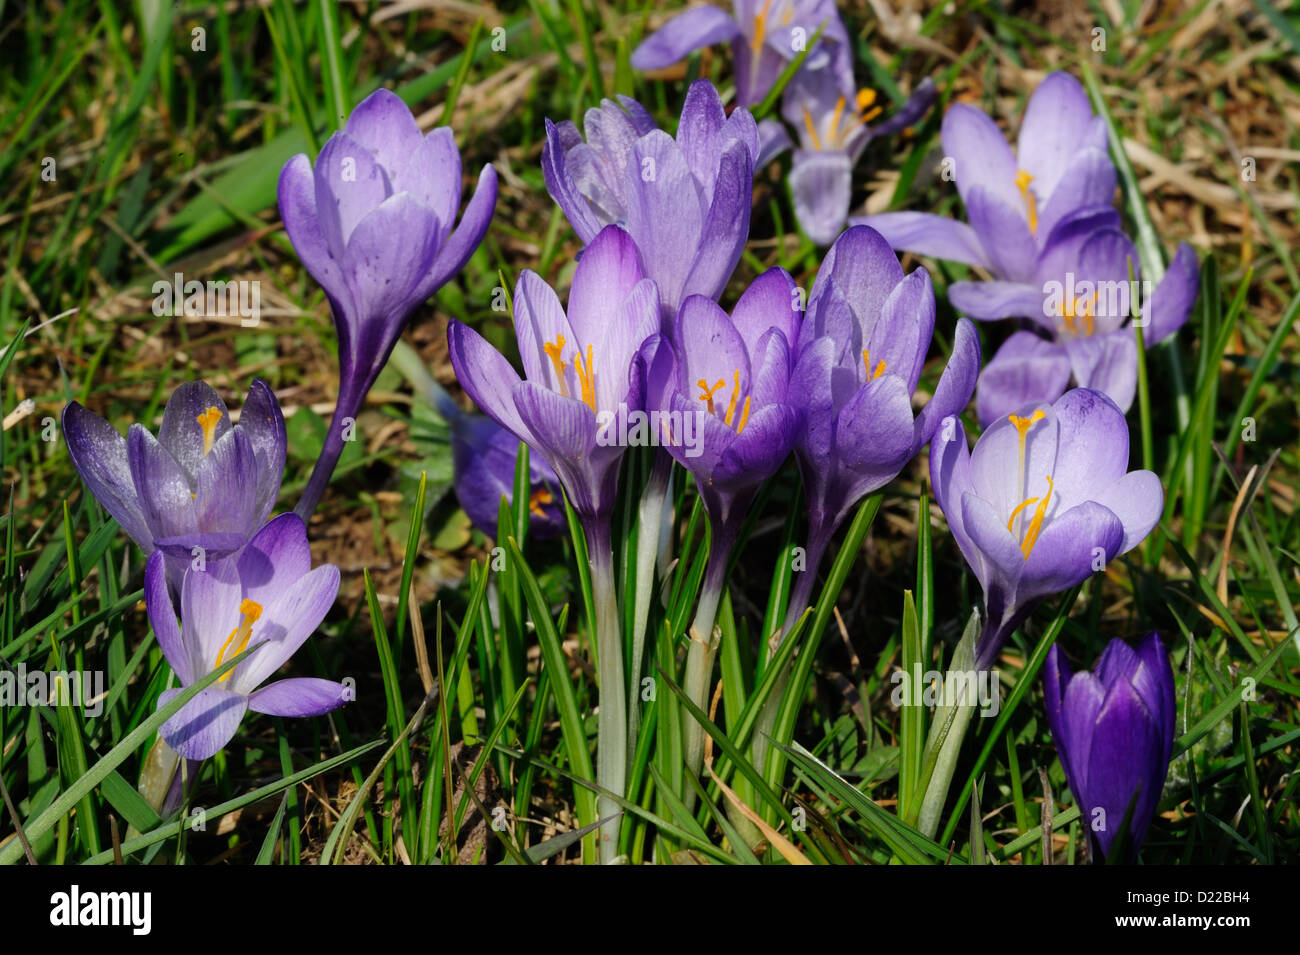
[144,513,348,760]
[1044,632,1176,861]
[450,413,565,540]
[278,87,498,519]
[969,225,1198,426]
[446,225,659,522]
[542,80,757,318]
[766,70,936,244]
[791,226,981,585]
[63,379,286,592]
[930,387,1163,670]
[855,72,1116,286]
[631,0,855,108]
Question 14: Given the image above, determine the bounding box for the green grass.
[0,0,1297,865]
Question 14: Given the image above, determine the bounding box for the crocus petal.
[158,382,231,486]
[731,266,799,361]
[670,295,751,406]
[852,212,990,269]
[1064,333,1137,413]
[599,278,661,412]
[567,225,646,350]
[128,424,198,542]
[915,317,982,447]
[158,686,249,761]
[515,269,579,392]
[1087,470,1163,554]
[975,332,1071,429]
[511,381,598,469]
[425,164,498,294]
[248,678,351,717]
[446,320,532,444]
[834,374,917,476]
[1048,387,1130,511]
[313,132,392,262]
[398,128,462,246]
[789,150,851,246]
[1084,679,1165,856]
[870,78,938,140]
[948,281,1044,321]
[63,402,152,550]
[965,186,1036,283]
[790,335,839,464]
[194,427,258,540]
[630,6,741,69]
[969,400,1059,519]
[1036,147,1116,240]
[239,378,287,526]
[941,103,1021,212]
[809,225,906,335]
[1143,243,1199,345]
[181,558,244,682]
[1076,229,1142,332]
[627,131,704,311]
[343,87,425,167]
[1019,501,1125,602]
[145,551,191,684]
[1016,72,1102,200]
[543,120,604,243]
[681,136,753,307]
[868,269,932,393]
[342,192,442,331]
[929,414,976,568]
[716,402,800,487]
[236,512,312,608]
[236,563,342,692]
[961,490,1028,584]
[677,78,729,199]
[1058,668,1106,792]
[756,118,793,168]
[278,153,353,312]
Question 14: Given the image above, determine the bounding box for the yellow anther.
[1005,495,1040,532]
[751,0,773,54]
[802,107,822,151]
[857,88,882,124]
[528,487,553,518]
[1018,475,1054,559]
[214,598,263,682]
[196,406,222,457]
[735,396,752,434]
[574,344,597,412]
[861,350,887,381]
[828,96,846,146]
[543,335,569,396]
[1014,169,1038,234]
[780,2,794,26]
[724,369,743,427]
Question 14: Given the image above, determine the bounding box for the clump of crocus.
[144,513,349,760]
[856,72,1117,283]
[447,225,660,862]
[631,0,855,109]
[542,80,757,318]
[278,88,497,520]
[970,224,1198,425]
[643,267,803,778]
[930,388,1163,669]
[64,380,286,593]
[1044,632,1176,862]
[763,69,935,244]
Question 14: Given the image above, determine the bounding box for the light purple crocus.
[145,513,348,760]
[930,388,1163,670]
[855,72,1117,286]
[542,80,757,318]
[278,88,497,519]
[790,226,981,597]
[63,379,286,593]
[968,224,1198,426]
[631,0,855,108]
[450,414,565,540]
[766,69,936,244]
[1045,632,1175,861]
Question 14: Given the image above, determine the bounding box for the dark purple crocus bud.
[1044,632,1176,862]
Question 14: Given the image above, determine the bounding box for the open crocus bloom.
[447,225,660,520]
[929,388,1163,669]
[969,223,1199,426]
[64,379,286,592]
[449,413,565,540]
[646,267,803,533]
[1045,632,1175,861]
[542,80,757,318]
[145,514,348,761]
[855,72,1117,284]
[631,0,854,108]
[792,226,981,554]
[768,69,936,245]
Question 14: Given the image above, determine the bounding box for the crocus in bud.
[144,513,348,760]
[447,224,660,859]
[969,225,1198,426]
[855,72,1116,286]
[630,0,855,108]
[1044,632,1176,862]
[63,380,286,593]
[542,80,757,318]
[766,70,936,244]
[278,88,497,519]
[930,388,1163,670]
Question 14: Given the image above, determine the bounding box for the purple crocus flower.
[1044,632,1176,861]
[968,225,1199,426]
[631,0,855,108]
[767,70,936,245]
[278,88,497,519]
[63,379,286,593]
[450,414,564,540]
[929,388,1163,670]
[145,513,348,760]
[855,72,1116,286]
[542,80,757,318]
[790,226,981,589]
